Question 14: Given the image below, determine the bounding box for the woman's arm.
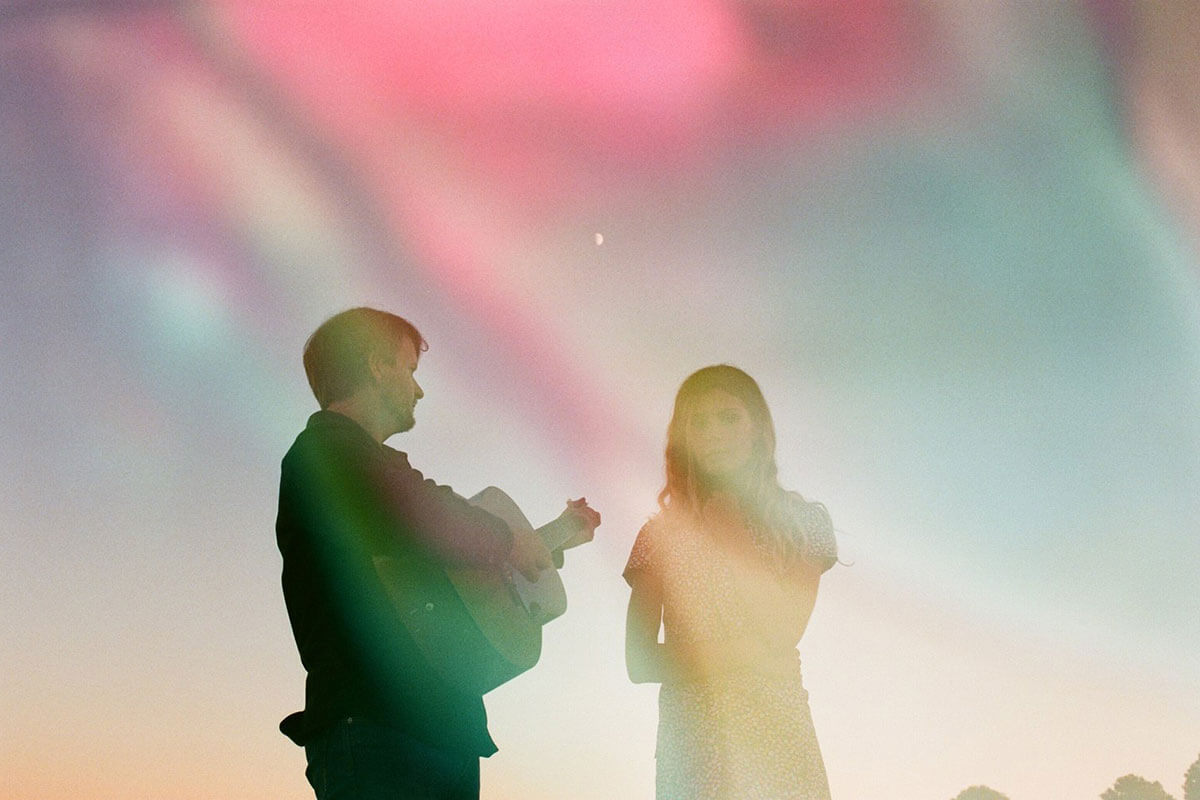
[625,578,669,684]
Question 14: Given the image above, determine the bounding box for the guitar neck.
[467,487,594,557]
[534,514,585,553]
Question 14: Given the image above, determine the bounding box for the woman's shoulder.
[782,491,832,529]
[634,505,677,540]
[629,505,696,555]
[642,504,695,532]
[780,491,838,570]
[624,509,678,582]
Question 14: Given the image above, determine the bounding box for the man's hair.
[302,307,427,408]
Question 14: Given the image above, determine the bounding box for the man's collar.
[307,410,408,457]
[307,409,373,440]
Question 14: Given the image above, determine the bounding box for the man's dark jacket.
[276,410,514,756]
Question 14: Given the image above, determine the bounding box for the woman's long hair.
[658,365,805,565]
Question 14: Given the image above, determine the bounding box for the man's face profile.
[377,335,423,433]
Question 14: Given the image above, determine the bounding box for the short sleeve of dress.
[622,520,658,587]
[794,497,838,573]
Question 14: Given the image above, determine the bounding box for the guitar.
[374,487,599,694]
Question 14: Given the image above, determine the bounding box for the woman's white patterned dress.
[624,497,837,800]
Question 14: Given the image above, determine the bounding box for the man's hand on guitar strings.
[509,528,554,582]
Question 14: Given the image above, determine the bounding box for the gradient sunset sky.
[2,2,1199,799]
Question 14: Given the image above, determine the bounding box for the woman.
[624,365,838,799]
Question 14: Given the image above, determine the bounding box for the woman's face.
[686,389,759,482]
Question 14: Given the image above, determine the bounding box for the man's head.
[303,307,427,433]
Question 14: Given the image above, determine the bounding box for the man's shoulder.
[280,413,381,491]
[304,409,373,440]
[286,411,372,455]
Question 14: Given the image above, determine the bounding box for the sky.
[2,2,1199,799]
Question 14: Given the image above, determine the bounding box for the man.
[276,307,554,799]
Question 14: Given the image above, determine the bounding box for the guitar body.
[375,487,582,695]
[465,487,568,625]
[375,550,534,695]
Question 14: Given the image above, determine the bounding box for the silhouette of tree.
[1184,753,1200,800]
[952,786,1011,800]
[1102,774,1177,800]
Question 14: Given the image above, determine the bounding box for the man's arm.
[376,447,515,568]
